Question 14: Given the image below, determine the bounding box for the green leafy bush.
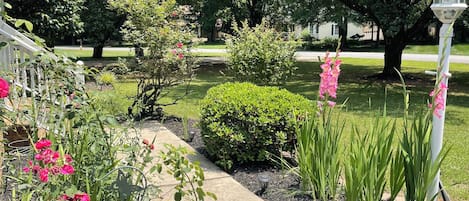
[200,82,313,170]
[227,20,300,85]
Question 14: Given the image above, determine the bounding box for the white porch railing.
[0,18,84,133]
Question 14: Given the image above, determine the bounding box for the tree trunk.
[247,0,263,27]
[375,26,380,47]
[338,17,348,48]
[92,44,104,58]
[382,34,406,78]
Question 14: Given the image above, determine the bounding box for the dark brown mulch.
[161,117,313,201]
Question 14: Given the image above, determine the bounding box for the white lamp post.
[429,0,467,200]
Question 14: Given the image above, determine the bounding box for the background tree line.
[5,0,469,78]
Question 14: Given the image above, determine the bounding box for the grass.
[55,48,135,58]
[405,43,469,56]
[90,58,469,200]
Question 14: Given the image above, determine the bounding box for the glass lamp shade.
[431,0,468,23]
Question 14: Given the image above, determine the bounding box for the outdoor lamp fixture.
[429,0,467,200]
[257,174,270,195]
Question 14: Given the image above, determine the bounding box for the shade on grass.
[91,58,469,200]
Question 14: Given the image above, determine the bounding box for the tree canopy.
[81,0,125,58]
[339,0,435,78]
[7,0,84,47]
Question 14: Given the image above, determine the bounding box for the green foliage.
[200,82,313,170]
[104,57,130,77]
[109,0,197,119]
[97,71,117,86]
[310,37,340,50]
[227,20,300,85]
[7,0,84,47]
[398,111,448,201]
[160,144,217,201]
[344,111,396,201]
[292,109,343,200]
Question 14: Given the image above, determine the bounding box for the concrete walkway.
[137,120,263,201]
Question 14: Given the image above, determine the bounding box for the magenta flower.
[0,77,9,98]
[327,101,336,107]
[319,52,341,101]
[23,167,30,173]
[35,139,52,150]
[38,168,49,182]
[65,154,73,163]
[176,42,183,48]
[61,164,75,175]
[74,193,90,201]
[429,82,448,119]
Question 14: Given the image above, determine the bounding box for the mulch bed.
[161,117,313,201]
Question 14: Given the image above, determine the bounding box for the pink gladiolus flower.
[35,139,52,150]
[149,144,155,150]
[178,53,184,59]
[327,101,336,107]
[429,82,448,119]
[171,49,177,55]
[0,77,9,98]
[143,139,149,145]
[319,52,341,99]
[176,42,183,48]
[61,164,75,175]
[32,165,41,174]
[74,193,90,201]
[39,168,49,182]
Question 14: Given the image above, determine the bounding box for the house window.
[331,24,339,35]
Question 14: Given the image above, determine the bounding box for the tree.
[338,0,435,78]
[7,0,84,48]
[109,0,197,119]
[181,0,290,41]
[81,0,125,58]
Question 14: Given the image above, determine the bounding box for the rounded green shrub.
[200,82,313,170]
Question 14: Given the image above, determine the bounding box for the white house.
[295,22,384,41]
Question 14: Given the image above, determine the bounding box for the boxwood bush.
[200,82,313,170]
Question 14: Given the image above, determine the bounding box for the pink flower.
[35,139,52,150]
[327,101,336,107]
[0,77,9,98]
[149,144,155,150]
[60,164,75,175]
[39,168,49,182]
[74,193,90,201]
[176,42,183,48]
[65,154,73,163]
[23,167,30,173]
[429,82,448,119]
[32,165,41,174]
[171,11,178,17]
[143,139,149,145]
[319,52,341,100]
[171,49,177,55]
[177,53,184,59]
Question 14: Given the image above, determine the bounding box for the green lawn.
[55,49,135,58]
[90,58,469,200]
[405,43,469,55]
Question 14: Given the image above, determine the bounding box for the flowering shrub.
[110,0,197,119]
[10,139,89,201]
